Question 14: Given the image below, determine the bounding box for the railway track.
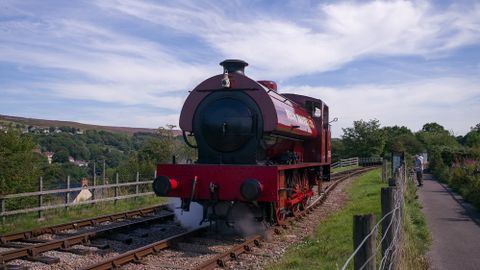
[0,167,374,270]
[0,205,175,269]
[78,166,376,270]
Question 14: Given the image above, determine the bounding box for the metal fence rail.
[0,173,155,219]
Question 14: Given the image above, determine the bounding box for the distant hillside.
[0,114,179,135]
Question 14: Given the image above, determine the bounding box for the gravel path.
[418,173,480,270]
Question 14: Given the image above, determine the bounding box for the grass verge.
[267,168,385,270]
[399,181,431,269]
[0,195,166,235]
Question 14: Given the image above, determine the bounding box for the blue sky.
[1,0,479,137]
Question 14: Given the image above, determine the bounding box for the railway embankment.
[267,169,386,269]
[267,167,430,270]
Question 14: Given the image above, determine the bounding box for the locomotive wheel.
[275,208,286,225]
[300,198,309,211]
[292,203,302,217]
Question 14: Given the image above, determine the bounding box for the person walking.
[415,155,424,186]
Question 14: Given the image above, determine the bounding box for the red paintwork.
[285,191,314,207]
[156,162,326,203]
[157,164,280,202]
[258,80,277,91]
[179,73,320,140]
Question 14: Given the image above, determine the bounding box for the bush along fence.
[0,171,157,222]
[341,162,408,270]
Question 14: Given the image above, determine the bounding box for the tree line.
[0,126,196,195]
[2,119,479,200]
[332,119,480,161]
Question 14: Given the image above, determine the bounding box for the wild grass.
[0,195,166,235]
[267,169,385,270]
[398,181,431,269]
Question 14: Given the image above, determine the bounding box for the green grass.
[332,165,361,173]
[0,196,166,235]
[267,169,385,270]
[399,181,431,269]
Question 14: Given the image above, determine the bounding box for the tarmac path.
[418,174,480,270]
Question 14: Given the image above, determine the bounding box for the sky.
[1,0,479,138]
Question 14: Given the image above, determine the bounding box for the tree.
[331,138,346,162]
[341,119,385,157]
[0,130,45,194]
[422,122,448,133]
[52,149,70,163]
[464,126,480,148]
[382,126,424,155]
[416,122,459,150]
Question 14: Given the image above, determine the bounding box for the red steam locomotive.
[153,60,331,225]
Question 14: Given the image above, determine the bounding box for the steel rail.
[0,204,167,243]
[0,211,174,264]
[193,235,262,270]
[79,227,209,270]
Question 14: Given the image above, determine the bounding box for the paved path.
[418,174,480,270]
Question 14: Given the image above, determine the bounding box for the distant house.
[74,160,89,167]
[44,152,54,164]
[68,156,75,163]
[76,129,84,135]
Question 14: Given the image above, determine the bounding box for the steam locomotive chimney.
[220,59,248,75]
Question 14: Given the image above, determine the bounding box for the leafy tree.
[341,119,385,157]
[331,138,346,162]
[383,126,424,155]
[0,130,45,194]
[463,123,480,148]
[52,149,70,163]
[416,122,459,150]
[422,122,449,133]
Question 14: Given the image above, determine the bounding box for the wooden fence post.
[92,162,96,205]
[135,172,139,201]
[381,187,397,269]
[382,159,388,181]
[65,175,70,210]
[353,214,376,270]
[114,173,119,205]
[38,177,44,220]
[1,198,5,224]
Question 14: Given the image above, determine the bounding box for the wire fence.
[340,161,409,270]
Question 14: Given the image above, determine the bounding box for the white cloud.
[0,18,212,110]
[283,78,480,137]
[98,0,480,78]
[75,108,180,129]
